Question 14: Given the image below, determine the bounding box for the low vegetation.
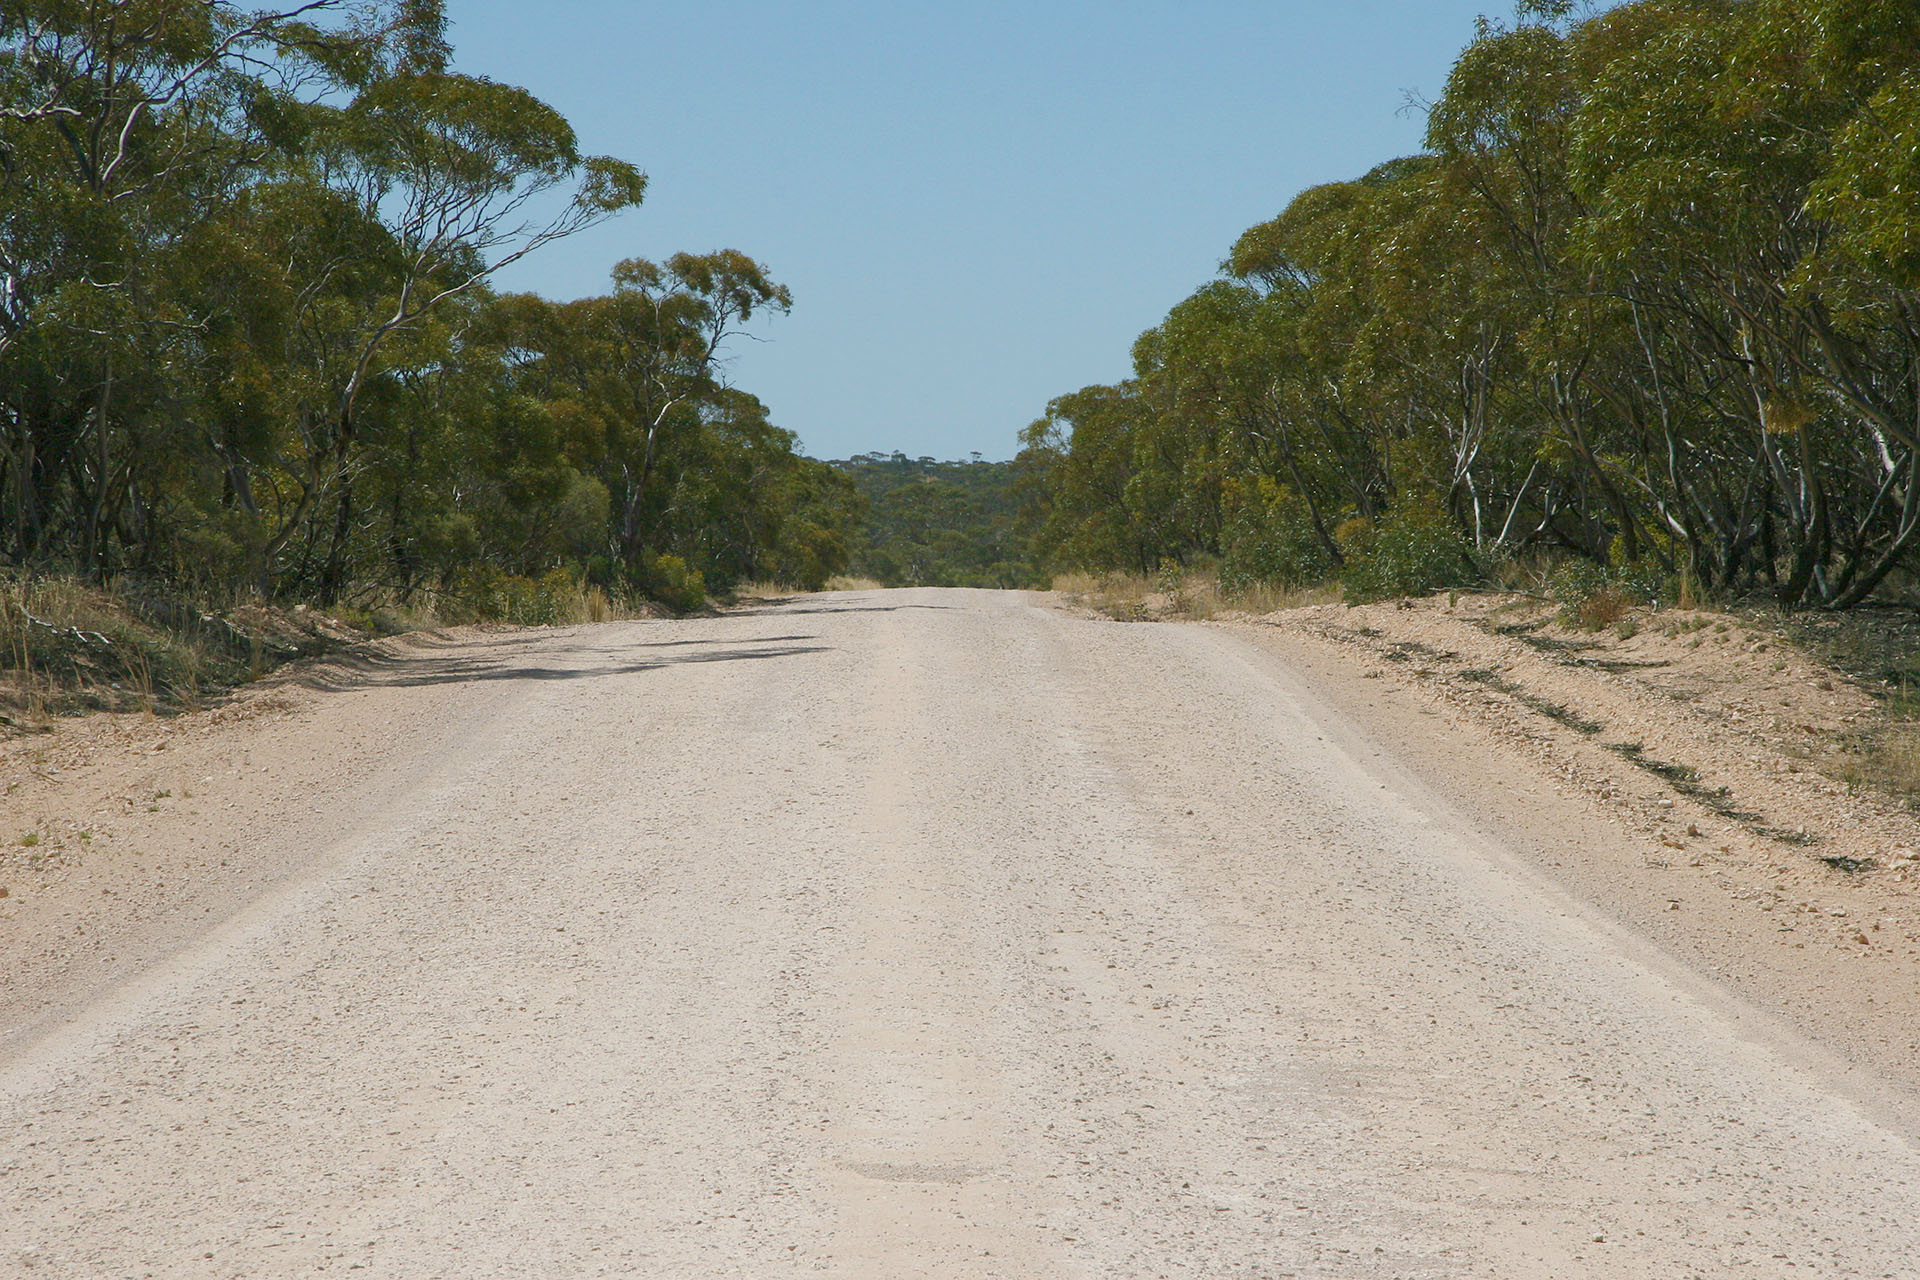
[1781,610,1920,800]
[1051,570,1340,622]
[0,566,650,724]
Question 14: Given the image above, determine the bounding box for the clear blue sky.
[450,2,1508,461]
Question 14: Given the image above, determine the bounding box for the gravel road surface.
[3,589,1918,1277]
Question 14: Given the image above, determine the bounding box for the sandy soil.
[1223,595,1920,1098]
[2,589,1918,1277]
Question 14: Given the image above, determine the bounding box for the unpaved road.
[3,589,1919,1277]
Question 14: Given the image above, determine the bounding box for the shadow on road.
[289,639,831,692]
[725,603,957,618]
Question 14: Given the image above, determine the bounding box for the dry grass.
[1836,679,1920,803]
[726,576,886,600]
[327,592,442,637]
[339,573,638,631]
[1048,570,1105,598]
[2,570,645,730]
[1052,571,1341,620]
[1777,608,1920,804]
[729,580,796,602]
[1570,585,1634,630]
[1203,579,1345,616]
[1857,722,1920,798]
[1051,572,1153,619]
[0,576,226,721]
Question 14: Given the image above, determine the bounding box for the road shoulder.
[1215,607,1920,1113]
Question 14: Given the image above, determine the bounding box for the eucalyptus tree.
[1019,0,1920,608]
[480,254,848,595]
[593,251,791,563]
[0,0,378,573]
[1019,381,1183,575]
[266,8,644,598]
[1563,0,1920,604]
[0,0,644,601]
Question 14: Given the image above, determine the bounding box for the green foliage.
[1338,502,1473,603]
[1550,557,1668,629]
[835,454,1046,588]
[0,2,837,618]
[1219,477,1334,593]
[447,565,588,625]
[1019,0,1920,612]
[635,553,706,614]
[1812,69,1920,288]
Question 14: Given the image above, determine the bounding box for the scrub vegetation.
[832,453,1045,589]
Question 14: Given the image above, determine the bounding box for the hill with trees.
[833,453,1044,589]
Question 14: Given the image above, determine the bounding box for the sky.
[448,1,1511,461]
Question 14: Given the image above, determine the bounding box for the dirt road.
[3,589,1918,1277]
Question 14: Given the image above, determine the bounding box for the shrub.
[1551,557,1666,629]
[446,564,588,625]
[636,553,706,613]
[523,568,583,626]
[1219,477,1335,594]
[1339,501,1472,602]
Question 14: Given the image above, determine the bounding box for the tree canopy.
[834,453,1045,589]
[0,0,851,610]
[1021,0,1920,609]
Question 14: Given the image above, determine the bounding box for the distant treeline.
[1019,1,1920,609]
[0,2,854,612]
[833,453,1045,589]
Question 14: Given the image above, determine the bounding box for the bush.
[1338,501,1472,602]
[446,564,587,625]
[1219,477,1335,594]
[1551,557,1666,629]
[163,508,266,599]
[767,520,848,592]
[636,552,706,613]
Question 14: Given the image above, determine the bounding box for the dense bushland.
[0,1,853,616]
[1020,0,1920,611]
[834,453,1045,589]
